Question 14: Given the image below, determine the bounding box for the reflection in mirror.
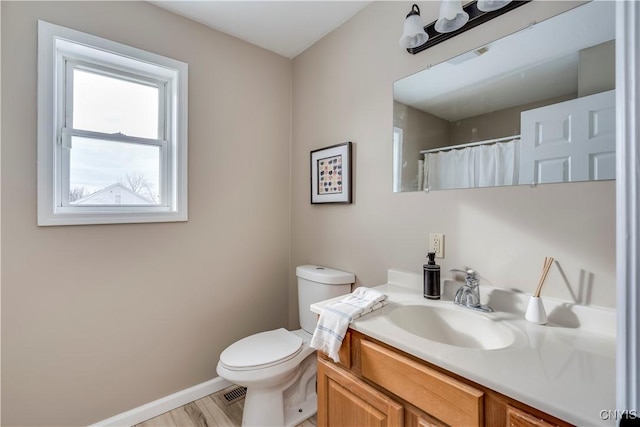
[393,1,615,192]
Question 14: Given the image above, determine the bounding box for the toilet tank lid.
[296,265,355,285]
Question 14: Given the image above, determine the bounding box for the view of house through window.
[69,68,162,205]
[69,137,160,204]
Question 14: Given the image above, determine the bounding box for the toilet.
[216,265,354,427]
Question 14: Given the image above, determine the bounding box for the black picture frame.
[310,142,352,204]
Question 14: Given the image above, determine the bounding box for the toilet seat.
[219,328,304,371]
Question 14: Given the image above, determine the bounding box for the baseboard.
[90,376,233,427]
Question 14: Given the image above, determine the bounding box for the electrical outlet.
[429,233,444,258]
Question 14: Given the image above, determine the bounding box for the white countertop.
[311,269,616,427]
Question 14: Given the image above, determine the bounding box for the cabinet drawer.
[360,339,484,427]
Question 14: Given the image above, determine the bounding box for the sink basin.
[387,304,515,350]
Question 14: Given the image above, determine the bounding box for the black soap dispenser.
[423,252,441,300]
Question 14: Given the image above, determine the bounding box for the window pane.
[69,136,160,205]
[73,69,159,139]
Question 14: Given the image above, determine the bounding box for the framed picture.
[310,142,352,204]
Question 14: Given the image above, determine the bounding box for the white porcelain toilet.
[216,265,354,426]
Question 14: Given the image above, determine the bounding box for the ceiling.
[149,1,371,58]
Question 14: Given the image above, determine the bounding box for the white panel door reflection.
[519,90,615,185]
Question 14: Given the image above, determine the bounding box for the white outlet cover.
[429,233,444,258]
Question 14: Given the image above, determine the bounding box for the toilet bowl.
[217,329,316,426]
[216,265,354,426]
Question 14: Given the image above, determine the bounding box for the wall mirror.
[393,1,615,192]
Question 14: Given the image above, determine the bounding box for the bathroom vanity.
[317,330,572,427]
[311,270,616,426]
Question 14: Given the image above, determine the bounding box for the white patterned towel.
[310,287,387,363]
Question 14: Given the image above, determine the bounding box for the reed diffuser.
[525,256,554,324]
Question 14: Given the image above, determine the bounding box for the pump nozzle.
[427,252,436,265]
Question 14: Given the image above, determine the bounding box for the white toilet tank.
[296,265,355,333]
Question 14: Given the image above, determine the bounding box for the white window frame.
[37,21,188,225]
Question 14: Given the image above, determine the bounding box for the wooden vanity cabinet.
[317,357,403,427]
[404,404,448,427]
[317,330,573,427]
[505,405,559,427]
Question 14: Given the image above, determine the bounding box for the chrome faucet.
[450,269,493,313]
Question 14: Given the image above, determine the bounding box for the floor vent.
[222,386,247,405]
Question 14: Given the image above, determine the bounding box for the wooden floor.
[136,385,317,427]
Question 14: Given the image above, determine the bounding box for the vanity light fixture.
[435,0,469,33]
[403,0,531,55]
[399,4,429,49]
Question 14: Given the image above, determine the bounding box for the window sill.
[37,210,188,226]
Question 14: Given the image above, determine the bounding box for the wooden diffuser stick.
[534,257,554,297]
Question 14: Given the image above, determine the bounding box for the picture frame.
[310,142,352,204]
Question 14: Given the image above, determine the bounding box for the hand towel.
[310,287,387,363]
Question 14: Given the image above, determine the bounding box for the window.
[37,21,188,225]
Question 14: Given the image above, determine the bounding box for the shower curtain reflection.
[423,138,520,191]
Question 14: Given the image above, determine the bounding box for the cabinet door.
[506,405,559,427]
[405,405,448,427]
[317,358,403,427]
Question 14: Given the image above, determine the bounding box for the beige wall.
[290,1,615,330]
[579,40,616,97]
[1,2,292,426]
